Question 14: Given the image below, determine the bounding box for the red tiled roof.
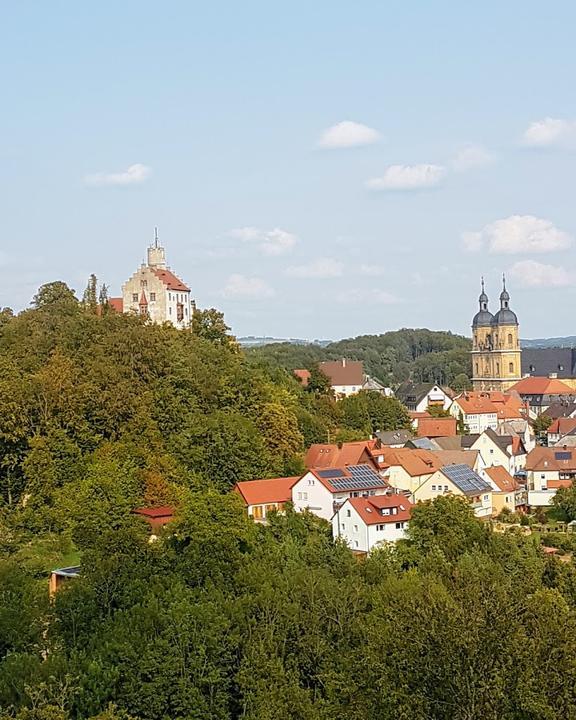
[108,297,123,313]
[346,495,412,526]
[382,448,443,477]
[485,466,519,493]
[548,417,576,436]
[526,446,576,472]
[409,411,432,420]
[133,506,174,519]
[416,417,457,438]
[235,476,299,506]
[139,290,148,305]
[548,479,573,489]
[293,369,311,386]
[509,376,574,396]
[152,268,190,292]
[319,359,364,386]
[454,392,497,415]
[305,442,378,471]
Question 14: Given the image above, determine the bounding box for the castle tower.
[147,227,167,269]
[471,276,522,391]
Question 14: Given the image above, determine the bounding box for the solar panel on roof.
[317,469,346,479]
[555,451,572,461]
[441,463,490,495]
[329,465,385,491]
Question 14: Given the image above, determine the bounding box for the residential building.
[450,392,498,434]
[319,359,364,397]
[414,464,493,518]
[380,448,443,495]
[415,416,457,438]
[395,382,453,412]
[508,376,575,416]
[374,429,414,448]
[543,402,576,421]
[522,348,576,383]
[471,276,522,391]
[110,232,194,329]
[293,369,311,386]
[133,506,175,533]
[485,466,527,515]
[469,427,527,476]
[291,464,389,521]
[235,476,299,522]
[547,417,576,446]
[525,446,576,506]
[304,441,380,472]
[332,494,412,552]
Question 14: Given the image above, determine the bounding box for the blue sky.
[2,1,576,339]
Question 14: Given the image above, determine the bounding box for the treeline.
[3,496,576,719]
[247,329,472,387]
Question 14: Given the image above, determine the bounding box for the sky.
[2,1,576,340]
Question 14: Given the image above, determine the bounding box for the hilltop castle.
[110,232,194,329]
[471,276,522,391]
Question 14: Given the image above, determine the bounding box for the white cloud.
[359,264,386,276]
[227,227,297,256]
[84,163,152,186]
[286,257,344,279]
[318,121,380,148]
[222,274,274,299]
[366,164,446,191]
[462,215,572,254]
[508,260,570,288]
[522,117,576,148]
[453,144,495,171]
[338,288,400,304]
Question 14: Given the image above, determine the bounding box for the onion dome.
[492,274,518,326]
[472,278,494,327]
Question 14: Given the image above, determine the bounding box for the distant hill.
[238,336,332,348]
[247,329,472,388]
[522,337,576,349]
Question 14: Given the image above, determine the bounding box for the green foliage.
[339,390,411,434]
[532,413,553,436]
[552,485,576,522]
[192,307,238,349]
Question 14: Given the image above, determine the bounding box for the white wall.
[331,501,409,552]
[292,472,334,520]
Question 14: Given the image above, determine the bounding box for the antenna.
[502,272,506,291]
[481,276,485,293]
[154,226,159,248]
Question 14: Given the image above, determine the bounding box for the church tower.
[471,276,522,391]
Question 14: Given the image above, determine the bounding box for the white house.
[291,464,389,521]
[525,446,576,507]
[318,359,364,398]
[450,392,498,434]
[234,476,299,522]
[396,382,454,413]
[332,494,412,553]
[413,463,493,518]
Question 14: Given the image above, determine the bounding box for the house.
[487,391,527,423]
[374,429,415,448]
[319,359,364,397]
[414,464,493,518]
[304,441,381,472]
[547,417,576,446]
[485,466,527,515]
[508,376,575,416]
[133,506,175,533]
[293,368,311,387]
[361,376,393,396]
[543,402,576,421]
[380,448,443,495]
[291,464,389,521]
[112,234,194,329]
[522,348,576,382]
[396,382,454,413]
[415,416,457,438]
[235,476,299,522]
[450,392,498,434]
[49,566,81,597]
[525,446,576,507]
[332,494,412,552]
[432,449,484,475]
[469,428,527,476]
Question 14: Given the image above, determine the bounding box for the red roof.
[346,495,412,526]
[293,369,311,386]
[235,476,299,506]
[485,466,519,493]
[548,417,576,436]
[108,297,124,313]
[133,506,174,519]
[152,268,190,292]
[454,392,497,415]
[319,359,364,386]
[526,446,576,472]
[416,417,457,438]
[409,411,432,420]
[509,376,574,396]
[139,290,148,305]
[305,442,378,471]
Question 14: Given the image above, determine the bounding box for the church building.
[110,232,194,329]
[471,277,522,391]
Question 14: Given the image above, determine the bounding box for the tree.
[552,484,576,521]
[306,365,332,395]
[192,307,237,348]
[32,282,77,310]
[532,414,552,437]
[82,274,98,315]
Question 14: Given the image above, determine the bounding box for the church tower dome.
[472,278,494,327]
[492,274,518,326]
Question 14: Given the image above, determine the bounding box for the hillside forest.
[2,282,576,720]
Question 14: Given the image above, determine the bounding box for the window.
[377,524,385,531]
[496,362,500,375]
[297,492,302,500]
[432,485,436,491]
[168,293,171,301]
[351,387,356,392]
[483,495,488,501]
[252,506,263,519]
[509,362,514,373]
[354,541,359,548]
[508,333,513,347]
[308,478,315,485]
[559,364,565,371]
[169,307,172,315]
[176,303,184,322]
[395,522,402,530]
[150,292,156,302]
[346,509,351,517]
[132,293,138,302]
[353,525,358,532]
[489,448,494,454]
[141,279,147,287]
[303,492,308,501]
[341,523,345,530]
[444,485,448,492]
